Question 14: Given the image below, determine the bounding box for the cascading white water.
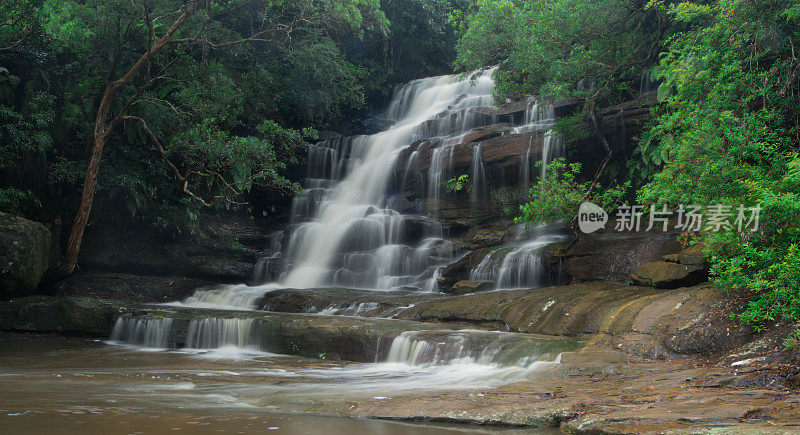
[383,330,573,367]
[514,99,563,190]
[109,316,173,348]
[540,130,564,182]
[277,68,497,291]
[185,318,264,350]
[314,302,381,316]
[109,315,269,353]
[470,144,486,206]
[470,230,565,290]
[182,68,568,308]
[427,143,456,214]
[176,284,279,310]
[460,97,566,290]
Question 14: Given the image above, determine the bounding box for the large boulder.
[630,261,707,288]
[436,247,495,289]
[0,213,53,299]
[448,280,494,295]
[678,243,709,266]
[0,296,117,335]
[548,231,681,284]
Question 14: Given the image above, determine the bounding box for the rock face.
[0,213,53,300]
[252,282,756,357]
[630,261,707,288]
[436,247,496,289]
[547,231,682,284]
[79,214,271,282]
[56,272,214,302]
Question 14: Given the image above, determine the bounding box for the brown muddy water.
[0,333,557,434]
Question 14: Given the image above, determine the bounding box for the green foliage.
[517,158,628,225]
[343,0,467,106]
[0,0,426,235]
[455,0,666,102]
[783,329,800,349]
[637,0,800,334]
[445,174,471,192]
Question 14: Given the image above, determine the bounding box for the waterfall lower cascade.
[109,315,577,369]
[109,316,174,348]
[383,330,572,367]
[109,315,266,352]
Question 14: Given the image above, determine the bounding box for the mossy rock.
[0,213,53,299]
[678,243,708,266]
[448,280,494,295]
[0,296,117,335]
[630,261,707,289]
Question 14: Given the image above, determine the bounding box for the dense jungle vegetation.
[2,0,799,334]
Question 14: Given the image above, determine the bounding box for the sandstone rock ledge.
[346,347,800,433]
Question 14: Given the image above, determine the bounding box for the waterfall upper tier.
[242,68,575,297]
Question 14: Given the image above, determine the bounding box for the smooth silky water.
[0,333,562,433]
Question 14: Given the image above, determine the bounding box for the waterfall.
[109,315,270,352]
[179,285,276,310]
[427,143,456,214]
[252,231,285,284]
[470,232,565,290]
[470,144,486,206]
[109,316,173,348]
[275,68,497,291]
[540,130,564,182]
[383,330,572,367]
[315,302,381,316]
[184,318,265,350]
[514,99,558,190]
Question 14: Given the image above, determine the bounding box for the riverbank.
[2,279,799,433]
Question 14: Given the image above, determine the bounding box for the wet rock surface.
[0,296,117,335]
[255,287,439,314]
[448,280,494,295]
[254,282,756,358]
[678,243,709,266]
[545,230,682,284]
[348,346,800,433]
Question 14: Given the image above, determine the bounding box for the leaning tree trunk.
[58,91,117,275]
[56,1,203,276]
